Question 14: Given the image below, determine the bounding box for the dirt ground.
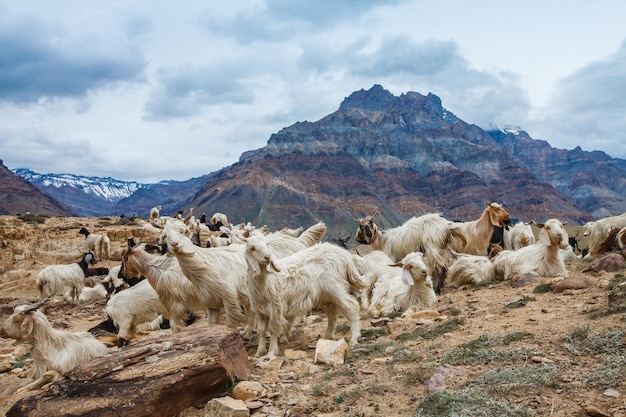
[0,215,625,417]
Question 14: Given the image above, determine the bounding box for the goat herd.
[2,204,626,395]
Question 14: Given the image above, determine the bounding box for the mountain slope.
[184,85,607,234]
[0,160,75,216]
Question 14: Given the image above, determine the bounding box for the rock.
[232,381,266,401]
[511,274,542,288]
[582,253,625,273]
[582,402,611,417]
[6,325,249,417]
[428,365,466,393]
[554,276,590,293]
[603,388,620,398]
[314,338,349,366]
[531,356,554,364]
[284,349,309,360]
[370,317,392,327]
[204,396,249,417]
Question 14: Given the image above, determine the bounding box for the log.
[7,325,249,417]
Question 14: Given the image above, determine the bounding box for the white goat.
[210,212,229,228]
[504,221,536,250]
[280,225,304,237]
[354,213,466,294]
[78,227,111,260]
[368,251,438,318]
[352,250,398,310]
[79,265,125,303]
[0,300,108,393]
[492,218,570,280]
[446,252,496,287]
[246,235,366,347]
[558,245,579,262]
[161,220,250,330]
[122,241,211,333]
[583,213,626,257]
[36,251,97,301]
[105,279,164,346]
[448,202,511,255]
[243,233,291,358]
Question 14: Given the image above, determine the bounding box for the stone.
[511,274,542,288]
[284,349,309,360]
[204,396,249,417]
[232,381,266,401]
[314,338,349,366]
[554,276,590,293]
[603,388,620,398]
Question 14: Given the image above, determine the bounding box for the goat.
[448,202,511,256]
[36,251,97,301]
[0,299,108,393]
[354,213,466,294]
[105,279,164,346]
[160,220,250,330]
[79,265,125,303]
[492,219,569,280]
[242,233,291,358]
[446,252,496,287]
[590,226,623,257]
[329,232,352,249]
[352,250,397,310]
[583,213,626,257]
[122,240,212,333]
[368,251,438,318]
[504,221,536,250]
[78,227,110,260]
[568,232,580,253]
[244,236,366,347]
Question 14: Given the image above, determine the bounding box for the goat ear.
[401,269,414,286]
[269,258,281,273]
[20,314,35,338]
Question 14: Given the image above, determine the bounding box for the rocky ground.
[0,215,625,417]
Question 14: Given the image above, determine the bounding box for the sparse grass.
[397,317,466,342]
[349,341,393,359]
[359,327,388,341]
[533,283,553,294]
[12,352,31,369]
[587,275,626,318]
[402,366,433,386]
[502,331,533,345]
[442,333,535,365]
[415,390,533,417]
[17,213,48,224]
[448,306,462,316]
[469,365,559,395]
[335,322,350,334]
[502,295,533,311]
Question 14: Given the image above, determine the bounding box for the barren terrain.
[0,215,625,417]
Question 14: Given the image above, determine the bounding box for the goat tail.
[347,262,369,290]
[298,221,327,247]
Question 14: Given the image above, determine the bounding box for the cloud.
[198,0,407,44]
[0,8,148,105]
[536,39,626,157]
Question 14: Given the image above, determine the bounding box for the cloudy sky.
[1,1,625,183]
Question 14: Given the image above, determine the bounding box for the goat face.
[487,203,511,229]
[0,303,43,342]
[537,219,569,249]
[354,216,378,245]
[393,252,429,286]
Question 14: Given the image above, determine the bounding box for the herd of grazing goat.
[2,204,626,394]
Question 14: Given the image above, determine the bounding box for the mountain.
[7,85,626,237]
[0,160,75,216]
[11,169,213,217]
[182,85,623,234]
